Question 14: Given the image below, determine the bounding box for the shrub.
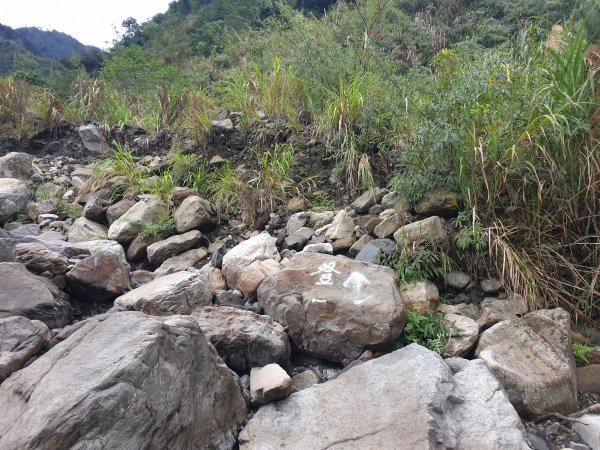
[398,310,455,356]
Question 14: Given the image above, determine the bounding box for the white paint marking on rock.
[343,272,370,292]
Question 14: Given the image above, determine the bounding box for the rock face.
[68,217,108,243]
[66,250,131,302]
[475,308,577,417]
[0,152,34,180]
[190,306,290,373]
[107,196,168,243]
[222,232,281,291]
[0,178,29,224]
[239,344,531,449]
[174,195,215,233]
[0,316,49,381]
[0,312,247,449]
[115,271,211,315]
[257,252,406,362]
[146,230,204,266]
[0,263,72,328]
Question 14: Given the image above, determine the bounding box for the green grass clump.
[398,310,456,356]
[132,217,176,241]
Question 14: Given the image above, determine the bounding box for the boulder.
[146,230,204,266]
[154,247,208,277]
[573,415,600,450]
[400,281,440,313]
[0,152,35,180]
[239,344,531,449]
[0,312,247,449]
[444,313,480,357]
[324,210,354,240]
[0,238,15,262]
[190,306,290,373]
[212,118,234,131]
[199,265,227,291]
[106,198,135,225]
[249,363,292,406]
[351,188,387,213]
[282,227,314,251]
[68,217,108,243]
[393,216,448,246]
[239,259,281,298]
[416,189,459,217]
[0,178,29,224]
[15,242,70,275]
[7,223,40,239]
[222,232,280,291]
[0,316,49,381]
[171,187,198,206]
[0,263,72,328]
[475,308,578,417]
[129,269,155,288]
[374,212,409,239]
[114,271,211,315]
[107,196,168,243]
[348,234,373,257]
[257,252,406,362]
[26,199,57,221]
[66,250,130,302]
[77,124,106,152]
[355,238,395,264]
[302,242,333,254]
[480,277,503,294]
[477,295,528,328]
[291,369,320,392]
[82,190,110,223]
[125,233,163,262]
[445,271,472,290]
[173,195,215,233]
[576,364,600,393]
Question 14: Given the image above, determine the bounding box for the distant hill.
[0,23,101,77]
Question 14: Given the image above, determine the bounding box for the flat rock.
[0,262,72,328]
[222,232,280,291]
[0,312,247,449]
[114,271,211,315]
[257,252,406,362]
[0,316,49,381]
[0,178,29,224]
[475,308,578,417]
[107,196,168,243]
[239,344,531,449]
[146,230,205,266]
[154,247,208,277]
[239,259,281,298]
[68,217,108,243]
[355,238,395,264]
[190,306,290,373]
[249,363,292,406]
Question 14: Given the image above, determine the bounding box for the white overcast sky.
[0,0,173,48]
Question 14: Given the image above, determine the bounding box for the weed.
[452,209,488,254]
[166,145,196,185]
[131,216,176,241]
[572,342,592,365]
[149,172,177,202]
[56,202,83,220]
[309,190,335,211]
[380,244,449,285]
[398,310,455,356]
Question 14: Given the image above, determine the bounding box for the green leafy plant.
[132,216,176,241]
[56,202,83,220]
[452,209,488,254]
[380,244,448,285]
[398,310,455,356]
[572,342,592,365]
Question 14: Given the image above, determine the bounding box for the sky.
[0,0,173,48]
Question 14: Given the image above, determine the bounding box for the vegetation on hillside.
[0,0,599,323]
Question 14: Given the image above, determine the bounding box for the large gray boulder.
[114,271,211,315]
[173,195,215,233]
[190,306,291,373]
[0,312,247,449]
[239,344,531,449]
[68,217,108,243]
[15,242,70,275]
[107,196,168,243]
[222,232,281,291]
[393,216,448,246]
[0,152,34,180]
[0,316,49,382]
[0,263,72,328]
[475,308,577,417]
[146,230,204,266]
[257,252,406,362]
[77,124,106,153]
[0,178,29,224]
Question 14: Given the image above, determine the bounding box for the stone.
[154,247,208,277]
[257,252,406,362]
[214,290,245,307]
[114,271,211,315]
[374,212,409,239]
[146,230,205,266]
[0,263,72,328]
[0,238,15,262]
[82,190,109,223]
[445,271,472,290]
[416,189,459,217]
[400,281,440,313]
[173,195,215,233]
[439,303,480,321]
[15,242,70,275]
[0,152,34,180]
[0,178,29,224]
[477,295,528,328]
[0,312,247,449]
[348,234,373,257]
[238,259,281,298]
[394,215,448,247]
[0,316,49,381]
[222,232,281,291]
[67,217,108,243]
[351,188,387,213]
[331,233,356,253]
[107,196,168,243]
[481,277,503,294]
[249,363,292,406]
[199,265,228,291]
[355,238,395,265]
[381,191,410,211]
[444,314,480,357]
[239,344,531,449]
[287,196,306,213]
[66,250,130,302]
[302,242,333,254]
[324,210,354,240]
[576,364,600,393]
[291,369,320,392]
[125,233,163,262]
[77,123,106,152]
[129,269,155,288]
[7,223,40,239]
[573,415,600,450]
[475,308,577,417]
[106,198,135,225]
[171,187,198,206]
[190,306,291,373]
[26,199,57,221]
[283,227,314,251]
[212,118,234,131]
